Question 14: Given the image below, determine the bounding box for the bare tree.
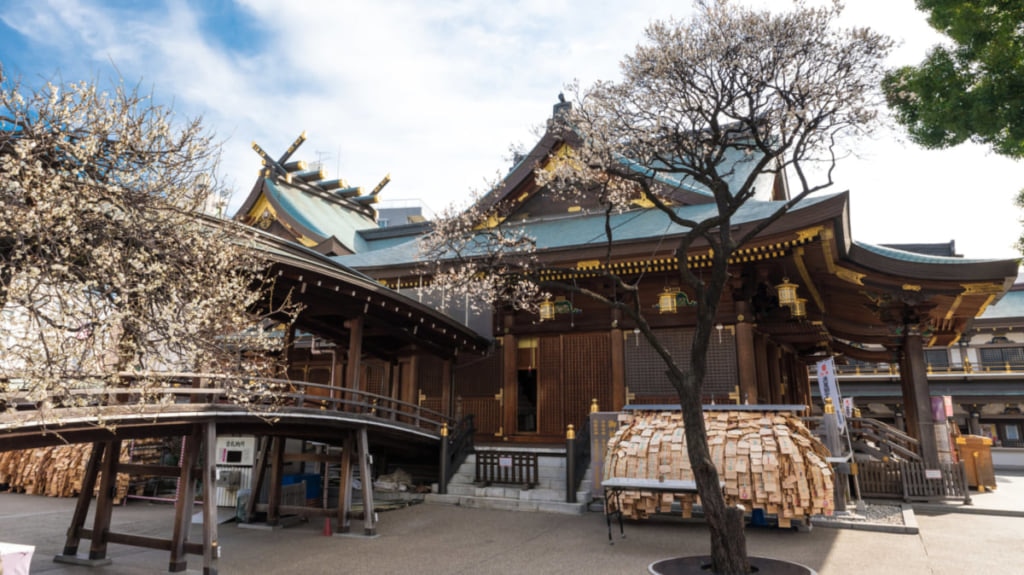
[420,2,891,572]
[0,65,299,425]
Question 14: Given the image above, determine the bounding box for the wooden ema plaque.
[603,410,834,528]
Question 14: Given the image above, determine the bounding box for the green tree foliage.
[883,0,1024,157]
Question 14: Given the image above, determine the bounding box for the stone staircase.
[424,446,594,515]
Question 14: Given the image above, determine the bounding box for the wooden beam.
[357,427,376,536]
[89,439,121,561]
[59,441,105,559]
[171,427,201,572]
[202,422,219,574]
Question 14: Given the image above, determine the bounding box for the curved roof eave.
[847,241,1020,285]
[250,228,490,352]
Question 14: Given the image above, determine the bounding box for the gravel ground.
[812,502,906,526]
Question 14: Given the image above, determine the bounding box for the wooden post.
[753,333,771,404]
[88,439,121,561]
[610,323,626,411]
[267,436,285,526]
[357,427,376,536]
[57,442,106,560]
[202,422,219,575]
[243,436,271,524]
[337,432,354,533]
[346,316,364,410]
[735,304,758,406]
[502,332,516,438]
[904,333,941,468]
[441,357,453,419]
[170,428,202,572]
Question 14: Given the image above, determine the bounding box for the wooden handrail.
[0,373,455,435]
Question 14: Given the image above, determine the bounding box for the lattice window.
[418,355,445,396]
[561,333,612,430]
[454,352,502,397]
[624,327,737,398]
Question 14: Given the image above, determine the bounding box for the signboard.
[931,396,953,420]
[815,357,845,428]
[499,456,513,468]
[589,411,629,501]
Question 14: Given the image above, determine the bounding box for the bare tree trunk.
[674,371,749,574]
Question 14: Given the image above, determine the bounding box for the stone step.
[424,492,588,515]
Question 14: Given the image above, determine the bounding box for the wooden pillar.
[753,334,771,405]
[337,432,354,533]
[610,325,626,411]
[903,333,940,468]
[57,442,106,561]
[332,346,344,402]
[346,317,364,397]
[767,342,783,403]
[357,427,376,536]
[88,439,121,561]
[735,303,758,405]
[243,436,271,524]
[441,357,453,419]
[401,357,418,424]
[266,436,285,526]
[170,429,201,572]
[202,422,219,575]
[502,332,517,438]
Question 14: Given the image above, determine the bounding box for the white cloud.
[1,0,1020,259]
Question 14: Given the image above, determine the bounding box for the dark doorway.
[517,369,538,433]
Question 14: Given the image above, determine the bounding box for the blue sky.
[1,0,1021,260]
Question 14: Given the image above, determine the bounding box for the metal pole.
[566,424,576,503]
[439,423,449,495]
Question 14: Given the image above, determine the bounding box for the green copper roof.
[336,193,840,269]
[979,288,1024,319]
[852,241,1009,265]
[265,179,378,252]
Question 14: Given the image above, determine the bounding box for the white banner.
[816,357,845,428]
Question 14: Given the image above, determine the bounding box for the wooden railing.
[820,359,1024,376]
[0,372,456,436]
[475,451,539,487]
[803,416,921,462]
[859,460,971,503]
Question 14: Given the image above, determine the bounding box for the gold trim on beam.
[961,282,1006,295]
[834,266,866,286]
[945,294,964,321]
[975,294,998,318]
[793,247,824,313]
[795,225,825,244]
[902,284,922,292]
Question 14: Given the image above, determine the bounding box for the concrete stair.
[425,447,593,515]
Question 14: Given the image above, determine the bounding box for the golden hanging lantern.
[791,297,808,319]
[776,277,799,307]
[658,289,679,314]
[539,300,556,321]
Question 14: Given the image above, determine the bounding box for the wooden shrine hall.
[232,115,1018,470]
[0,224,489,574]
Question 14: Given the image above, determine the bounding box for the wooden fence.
[857,460,970,503]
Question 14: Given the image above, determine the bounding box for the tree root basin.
[649,556,816,575]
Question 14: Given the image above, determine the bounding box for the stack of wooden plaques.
[0,439,165,504]
[603,410,834,527]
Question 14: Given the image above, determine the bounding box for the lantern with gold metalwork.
[658,289,679,314]
[776,277,799,307]
[539,299,555,321]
